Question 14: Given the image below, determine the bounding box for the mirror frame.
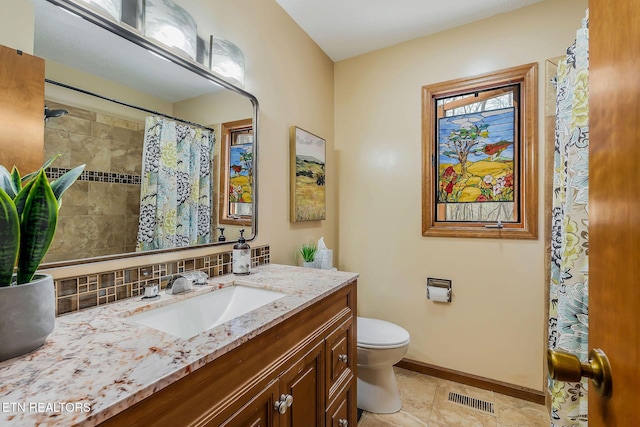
[41,0,259,268]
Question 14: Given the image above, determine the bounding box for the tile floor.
[358,367,550,427]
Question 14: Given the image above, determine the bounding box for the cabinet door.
[278,341,324,427]
[325,316,354,402]
[217,380,279,427]
[0,44,44,173]
[325,385,353,427]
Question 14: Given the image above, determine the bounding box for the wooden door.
[589,0,640,424]
[278,342,324,427]
[0,44,44,174]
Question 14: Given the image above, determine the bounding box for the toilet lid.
[357,317,410,349]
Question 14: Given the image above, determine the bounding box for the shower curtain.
[547,12,589,427]
[136,116,215,251]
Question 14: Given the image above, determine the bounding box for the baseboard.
[396,358,546,405]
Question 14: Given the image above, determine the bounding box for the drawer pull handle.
[338,354,348,363]
[274,394,294,414]
[339,419,348,427]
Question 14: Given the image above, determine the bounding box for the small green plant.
[0,156,85,286]
[299,242,317,263]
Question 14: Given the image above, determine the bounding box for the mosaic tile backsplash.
[47,167,142,185]
[53,245,270,316]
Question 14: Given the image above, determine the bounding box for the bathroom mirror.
[31,0,258,265]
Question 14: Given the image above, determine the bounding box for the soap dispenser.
[232,229,251,275]
[216,227,226,242]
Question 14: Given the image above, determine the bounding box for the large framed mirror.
[31,0,258,266]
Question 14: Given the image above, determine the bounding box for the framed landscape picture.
[290,126,326,222]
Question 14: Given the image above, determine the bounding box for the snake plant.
[0,157,85,286]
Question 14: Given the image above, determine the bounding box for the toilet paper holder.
[427,277,452,302]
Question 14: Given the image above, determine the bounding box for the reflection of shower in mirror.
[44,105,68,121]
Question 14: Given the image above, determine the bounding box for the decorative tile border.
[54,245,270,316]
[46,167,142,185]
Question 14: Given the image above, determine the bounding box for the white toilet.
[357,316,410,413]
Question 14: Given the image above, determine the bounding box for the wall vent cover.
[447,392,494,414]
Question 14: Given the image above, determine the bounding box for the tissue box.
[315,249,333,270]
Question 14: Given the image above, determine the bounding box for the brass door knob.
[547,348,612,397]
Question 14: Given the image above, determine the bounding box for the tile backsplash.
[53,245,270,316]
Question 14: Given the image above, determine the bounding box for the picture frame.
[290,126,326,222]
[219,118,253,226]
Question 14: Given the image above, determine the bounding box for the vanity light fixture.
[144,0,197,60]
[210,36,245,89]
[76,0,122,22]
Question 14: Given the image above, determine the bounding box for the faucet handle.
[142,284,159,299]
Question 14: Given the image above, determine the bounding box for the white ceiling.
[274,0,544,61]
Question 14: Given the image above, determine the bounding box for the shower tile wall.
[43,101,144,262]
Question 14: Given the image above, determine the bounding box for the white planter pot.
[0,274,55,362]
[303,261,317,269]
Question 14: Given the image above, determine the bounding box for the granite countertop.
[0,264,358,426]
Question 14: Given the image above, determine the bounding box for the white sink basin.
[127,285,286,339]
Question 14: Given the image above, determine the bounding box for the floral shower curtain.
[136,116,215,251]
[548,12,589,427]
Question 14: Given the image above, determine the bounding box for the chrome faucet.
[165,276,193,295]
[165,271,208,295]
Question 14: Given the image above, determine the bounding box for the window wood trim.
[421,63,538,239]
[219,118,253,226]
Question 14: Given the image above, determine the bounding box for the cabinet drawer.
[325,315,354,402]
[325,384,354,427]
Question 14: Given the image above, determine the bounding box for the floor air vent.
[448,392,494,414]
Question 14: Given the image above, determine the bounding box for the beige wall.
[0,0,34,53]
[334,0,587,391]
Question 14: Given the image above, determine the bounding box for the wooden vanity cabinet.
[100,281,357,427]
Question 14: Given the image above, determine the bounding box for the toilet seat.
[357,317,410,349]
